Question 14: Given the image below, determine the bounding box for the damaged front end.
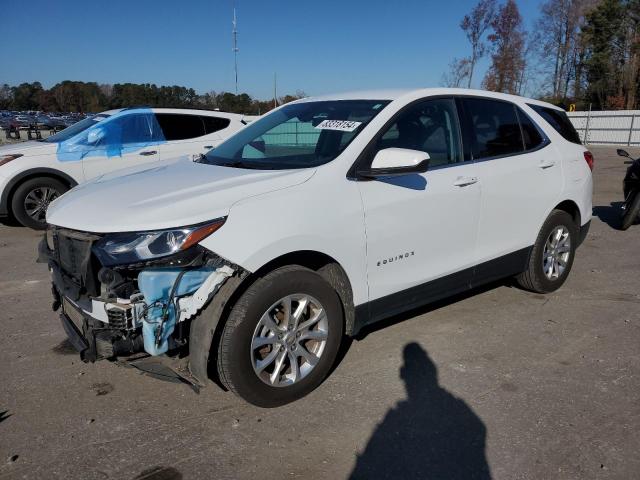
[38,219,245,369]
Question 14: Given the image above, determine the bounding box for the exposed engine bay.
[38,226,243,366]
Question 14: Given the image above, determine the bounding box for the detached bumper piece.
[59,311,88,353]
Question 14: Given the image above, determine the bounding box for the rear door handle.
[204,145,214,149]
[453,176,478,187]
[539,160,555,169]
[139,150,157,156]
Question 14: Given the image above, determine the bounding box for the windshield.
[202,100,389,169]
[43,114,111,143]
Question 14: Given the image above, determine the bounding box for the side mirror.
[617,149,631,158]
[358,148,430,179]
[86,127,106,145]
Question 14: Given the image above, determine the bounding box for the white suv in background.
[42,89,593,407]
[0,108,250,229]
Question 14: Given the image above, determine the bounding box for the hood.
[0,140,57,157]
[46,157,315,232]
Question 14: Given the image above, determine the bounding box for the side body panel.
[473,144,564,262]
[525,106,593,227]
[81,142,163,180]
[357,164,481,301]
[158,132,224,160]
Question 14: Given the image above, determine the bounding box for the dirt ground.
[0,146,639,480]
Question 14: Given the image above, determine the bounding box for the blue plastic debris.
[138,268,215,356]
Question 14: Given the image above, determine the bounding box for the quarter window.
[201,116,231,134]
[463,98,523,160]
[373,98,462,168]
[527,104,582,145]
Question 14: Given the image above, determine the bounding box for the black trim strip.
[352,246,532,334]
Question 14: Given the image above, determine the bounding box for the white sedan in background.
[0,108,250,229]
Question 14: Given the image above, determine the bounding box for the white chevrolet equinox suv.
[41,89,593,407]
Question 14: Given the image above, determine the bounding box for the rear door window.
[155,114,205,141]
[527,104,582,145]
[119,114,156,144]
[463,98,523,160]
[201,116,231,134]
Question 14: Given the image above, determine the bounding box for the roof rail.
[118,106,254,115]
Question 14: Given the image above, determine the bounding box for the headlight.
[93,218,225,266]
[0,154,23,167]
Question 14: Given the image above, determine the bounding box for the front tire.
[621,191,640,231]
[517,210,577,293]
[11,177,68,230]
[217,265,344,407]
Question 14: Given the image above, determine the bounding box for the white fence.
[567,110,640,146]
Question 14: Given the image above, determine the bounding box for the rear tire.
[621,191,640,231]
[11,177,68,230]
[217,265,344,407]
[517,210,577,293]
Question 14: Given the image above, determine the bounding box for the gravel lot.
[0,146,639,480]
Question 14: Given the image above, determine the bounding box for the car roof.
[298,88,564,112]
[97,108,246,119]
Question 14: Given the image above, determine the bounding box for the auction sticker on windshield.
[315,120,362,132]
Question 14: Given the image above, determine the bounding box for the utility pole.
[273,72,278,109]
[232,5,239,95]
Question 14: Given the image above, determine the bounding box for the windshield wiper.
[216,160,267,170]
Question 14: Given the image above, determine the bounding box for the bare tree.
[483,0,526,94]
[440,58,472,87]
[99,83,114,99]
[461,0,497,88]
[0,84,12,109]
[534,0,596,101]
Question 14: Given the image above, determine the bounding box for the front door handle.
[204,145,214,149]
[139,150,157,156]
[539,160,555,169]
[453,176,478,187]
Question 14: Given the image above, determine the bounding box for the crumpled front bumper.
[38,232,242,364]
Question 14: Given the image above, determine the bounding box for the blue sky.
[3,0,543,99]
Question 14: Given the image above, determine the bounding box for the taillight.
[583,151,594,171]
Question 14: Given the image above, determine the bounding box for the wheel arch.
[241,250,356,335]
[1,168,78,217]
[189,249,357,388]
[552,199,581,228]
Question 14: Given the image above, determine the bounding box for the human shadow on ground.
[350,343,491,480]
[593,202,625,230]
